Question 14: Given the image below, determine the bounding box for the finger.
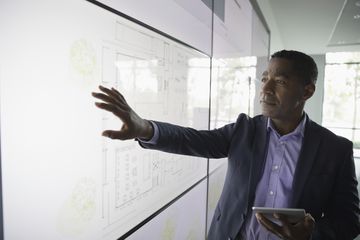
[99,85,125,103]
[304,213,314,222]
[95,102,127,119]
[273,213,294,238]
[256,213,284,238]
[273,213,291,226]
[102,130,131,140]
[303,213,315,229]
[92,92,118,104]
[92,92,128,109]
[111,87,127,102]
[256,213,282,230]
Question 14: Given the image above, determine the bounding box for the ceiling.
[256,0,360,54]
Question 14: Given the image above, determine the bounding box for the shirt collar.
[266,114,307,138]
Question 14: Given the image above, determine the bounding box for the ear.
[303,83,315,101]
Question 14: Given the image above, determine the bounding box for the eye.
[261,77,267,83]
[275,79,286,85]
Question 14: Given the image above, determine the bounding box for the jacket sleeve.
[137,114,248,159]
[312,143,360,239]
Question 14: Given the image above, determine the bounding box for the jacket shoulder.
[234,113,266,126]
[308,119,353,148]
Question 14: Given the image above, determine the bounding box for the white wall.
[253,56,269,116]
[304,54,325,124]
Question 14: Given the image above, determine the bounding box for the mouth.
[260,99,276,105]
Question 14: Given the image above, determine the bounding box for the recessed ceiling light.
[356,0,360,7]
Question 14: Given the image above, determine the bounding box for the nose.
[261,79,274,95]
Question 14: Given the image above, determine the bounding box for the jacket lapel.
[247,116,269,207]
[289,117,322,207]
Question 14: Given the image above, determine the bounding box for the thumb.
[102,130,132,140]
[304,213,315,229]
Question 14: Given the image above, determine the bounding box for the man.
[92,50,360,239]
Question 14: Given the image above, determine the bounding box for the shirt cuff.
[137,121,159,145]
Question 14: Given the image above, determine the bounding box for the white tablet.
[252,207,305,224]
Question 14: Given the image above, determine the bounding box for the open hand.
[256,212,315,240]
[92,85,153,140]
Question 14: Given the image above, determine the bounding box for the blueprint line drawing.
[99,19,209,239]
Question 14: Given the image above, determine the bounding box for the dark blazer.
[139,114,360,239]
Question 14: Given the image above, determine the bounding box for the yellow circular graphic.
[57,178,96,237]
[162,217,176,240]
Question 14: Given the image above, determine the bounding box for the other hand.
[92,85,153,140]
[256,212,315,240]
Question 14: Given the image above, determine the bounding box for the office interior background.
[0,0,359,239]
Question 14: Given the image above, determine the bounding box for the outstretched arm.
[92,85,153,140]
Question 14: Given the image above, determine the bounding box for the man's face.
[260,58,309,121]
